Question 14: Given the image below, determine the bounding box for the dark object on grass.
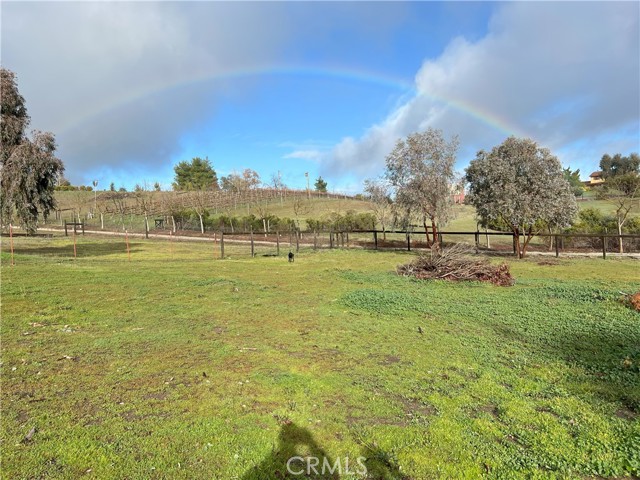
[288,251,294,263]
[418,326,423,334]
[22,426,36,443]
[397,243,514,286]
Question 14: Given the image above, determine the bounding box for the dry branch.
[397,243,514,286]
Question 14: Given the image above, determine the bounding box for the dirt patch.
[537,259,561,266]
[397,396,437,418]
[479,404,500,418]
[616,407,637,421]
[379,355,401,366]
[143,391,168,401]
[536,406,560,418]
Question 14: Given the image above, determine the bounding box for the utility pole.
[92,179,98,214]
[305,172,310,199]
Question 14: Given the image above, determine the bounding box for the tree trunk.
[431,219,439,250]
[618,220,624,254]
[521,226,535,258]
[512,228,522,259]
[171,215,176,233]
[100,213,104,230]
[422,218,432,247]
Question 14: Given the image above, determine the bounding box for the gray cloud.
[325,2,639,180]
[2,2,291,182]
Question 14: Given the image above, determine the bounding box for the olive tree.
[385,128,459,247]
[1,68,64,233]
[465,137,577,258]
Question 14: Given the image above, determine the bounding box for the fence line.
[24,226,640,260]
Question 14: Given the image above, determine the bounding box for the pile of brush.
[397,243,514,286]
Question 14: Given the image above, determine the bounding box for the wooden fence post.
[64,221,68,236]
[296,229,300,253]
[407,233,411,251]
[374,230,378,250]
[125,230,130,262]
[329,231,334,249]
[250,228,255,257]
[220,231,225,259]
[602,236,606,259]
[276,231,280,256]
[314,231,318,250]
[555,235,559,258]
[9,224,14,266]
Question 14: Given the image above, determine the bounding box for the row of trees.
[172,157,328,193]
[364,128,638,258]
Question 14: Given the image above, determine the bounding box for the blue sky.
[2,1,638,192]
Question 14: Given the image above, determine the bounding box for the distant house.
[584,171,605,187]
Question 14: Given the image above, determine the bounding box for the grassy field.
[2,235,639,479]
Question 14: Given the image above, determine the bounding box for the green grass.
[2,235,639,479]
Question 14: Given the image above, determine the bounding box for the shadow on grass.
[359,443,410,480]
[8,242,142,258]
[242,423,339,480]
[242,423,409,479]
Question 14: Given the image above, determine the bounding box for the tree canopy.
[385,127,458,246]
[314,176,328,192]
[172,157,219,190]
[465,136,577,258]
[1,68,64,234]
[563,167,584,197]
[220,169,260,192]
[599,153,640,178]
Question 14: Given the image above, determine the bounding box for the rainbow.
[58,64,525,139]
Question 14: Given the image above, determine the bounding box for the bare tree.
[364,178,393,240]
[292,195,311,231]
[597,173,640,253]
[385,128,459,247]
[187,189,210,234]
[254,200,272,236]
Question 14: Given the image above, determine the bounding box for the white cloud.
[324,2,639,180]
[283,150,323,161]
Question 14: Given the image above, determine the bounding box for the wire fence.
[23,224,640,260]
